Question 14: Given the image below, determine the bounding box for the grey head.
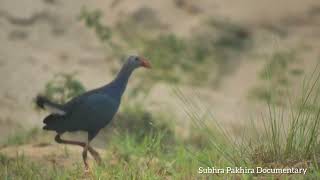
[110,55,151,90]
[123,55,151,70]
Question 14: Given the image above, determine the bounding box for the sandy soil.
[0,143,105,168]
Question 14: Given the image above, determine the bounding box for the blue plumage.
[35,55,151,169]
[37,56,151,137]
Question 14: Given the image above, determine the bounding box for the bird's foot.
[89,148,102,165]
[83,158,91,173]
[84,165,91,175]
[93,155,102,165]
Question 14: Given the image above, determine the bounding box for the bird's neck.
[108,64,134,96]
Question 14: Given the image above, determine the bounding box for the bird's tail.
[42,114,65,131]
[35,95,66,115]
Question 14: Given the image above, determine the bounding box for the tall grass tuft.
[173,87,245,167]
[174,62,320,172]
[249,62,320,166]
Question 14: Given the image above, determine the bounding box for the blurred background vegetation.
[1,0,320,179]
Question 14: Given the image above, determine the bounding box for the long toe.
[84,166,91,176]
[84,166,90,172]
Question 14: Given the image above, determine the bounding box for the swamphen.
[36,55,151,170]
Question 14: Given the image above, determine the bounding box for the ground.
[0,0,320,178]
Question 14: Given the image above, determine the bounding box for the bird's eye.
[134,57,139,61]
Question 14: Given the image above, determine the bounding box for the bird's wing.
[62,87,102,112]
[64,93,120,128]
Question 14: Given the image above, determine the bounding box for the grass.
[79,8,252,87]
[111,104,175,143]
[249,50,304,105]
[139,19,251,86]
[3,65,320,179]
[2,7,319,179]
[3,67,320,179]
[40,73,86,104]
[0,130,225,179]
[248,64,320,167]
[174,63,320,177]
[2,127,41,147]
[79,7,112,43]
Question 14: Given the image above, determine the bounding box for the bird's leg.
[87,132,102,165]
[88,146,102,165]
[55,134,89,170]
[55,134,86,147]
[82,142,89,171]
[54,134,100,161]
